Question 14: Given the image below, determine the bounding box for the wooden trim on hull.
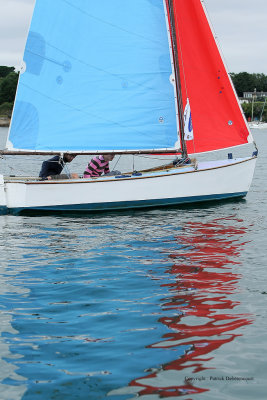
[0,157,256,213]
[4,156,257,185]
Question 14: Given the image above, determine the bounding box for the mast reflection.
[128,218,253,397]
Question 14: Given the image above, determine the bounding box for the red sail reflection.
[129,217,253,398]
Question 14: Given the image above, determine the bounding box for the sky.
[0,0,266,74]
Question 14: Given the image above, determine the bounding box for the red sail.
[171,0,252,154]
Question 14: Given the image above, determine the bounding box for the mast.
[166,0,188,158]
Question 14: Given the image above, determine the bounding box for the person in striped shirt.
[83,154,115,178]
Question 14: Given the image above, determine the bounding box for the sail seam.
[61,0,164,46]
[19,82,170,140]
[32,42,172,99]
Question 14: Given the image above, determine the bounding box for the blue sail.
[8,0,178,152]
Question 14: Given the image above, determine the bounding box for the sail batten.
[7,0,179,152]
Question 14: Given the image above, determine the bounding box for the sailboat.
[0,0,257,213]
[249,97,267,129]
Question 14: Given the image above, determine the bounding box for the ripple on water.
[0,130,267,399]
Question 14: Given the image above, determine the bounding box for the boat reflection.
[127,217,253,397]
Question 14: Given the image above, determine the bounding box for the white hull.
[0,158,256,214]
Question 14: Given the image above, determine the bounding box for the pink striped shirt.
[83,155,110,177]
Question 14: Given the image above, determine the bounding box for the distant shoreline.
[0,118,10,127]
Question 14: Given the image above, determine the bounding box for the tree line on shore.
[230,72,267,122]
[0,66,267,122]
[0,66,18,120]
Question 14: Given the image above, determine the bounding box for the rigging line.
[56,1,179,114]
[29,42,172,100]
[166,0,187,157]
[19,82,157,138]
[259,97,266,122]
[173,2,188,99]
[58,156,72,178]
[63,162,71,178]
[112,155,121,171]
[61,0,165,47]
[201,0,231,74]
[173,0,196,155]
[54,156,71,178]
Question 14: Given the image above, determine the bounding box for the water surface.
[0,127,266,399]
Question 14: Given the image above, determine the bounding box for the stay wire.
[173,0,196,155]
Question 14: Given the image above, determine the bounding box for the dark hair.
[63,153,76,162]
[63,153,76,157]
